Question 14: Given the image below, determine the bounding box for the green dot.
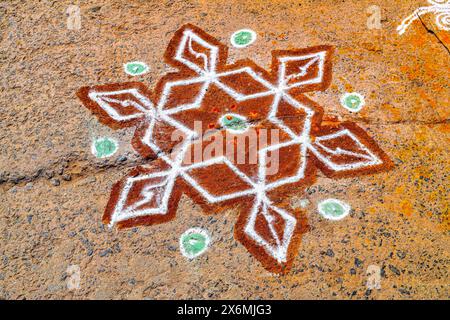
[318,199,351,220]
[322,202,344,216]
[124,61,149,76]
[345,95,361,109]
[92,138,118,158]
[180,228,210,259]
[231,29,256,48]
[220,114,248,133]
[341,92,365,112]
[235,31,252,45]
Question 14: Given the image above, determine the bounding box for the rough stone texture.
[0,0,448,299]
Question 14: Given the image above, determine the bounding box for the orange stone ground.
[0,0,448,299]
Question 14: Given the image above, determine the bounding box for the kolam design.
[77,24,393,273]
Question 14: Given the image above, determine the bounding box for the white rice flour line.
[94,28,382,262]
[397,0,450,35]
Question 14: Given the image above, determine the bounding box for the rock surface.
[0,0,448,299]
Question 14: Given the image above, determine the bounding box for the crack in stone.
[0,154,150,187]
[417,14,450,55]
[357,118,450,126]
[1,117,448,186]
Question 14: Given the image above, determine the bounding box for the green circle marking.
[321,202,344,216]
[220,114,249,133]
[345,95,361,109]
[92,137,118,158]
[318,198,351,220]
[231,29,256,48]
[124,61,149,76]
[234,31,252,45]
[341,92,365,112]
[180,228,210,259]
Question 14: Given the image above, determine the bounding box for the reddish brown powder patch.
[77,24,393,274]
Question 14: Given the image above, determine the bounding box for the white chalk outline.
[278,51,328,90]
[87,28,385,265]
[397,0,450,35]
[88,89,154,121]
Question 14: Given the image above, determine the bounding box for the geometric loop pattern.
[77,24,393,273]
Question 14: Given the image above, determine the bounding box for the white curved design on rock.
[398,0,450,35]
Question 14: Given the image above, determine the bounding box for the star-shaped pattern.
[77,24,393,273]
